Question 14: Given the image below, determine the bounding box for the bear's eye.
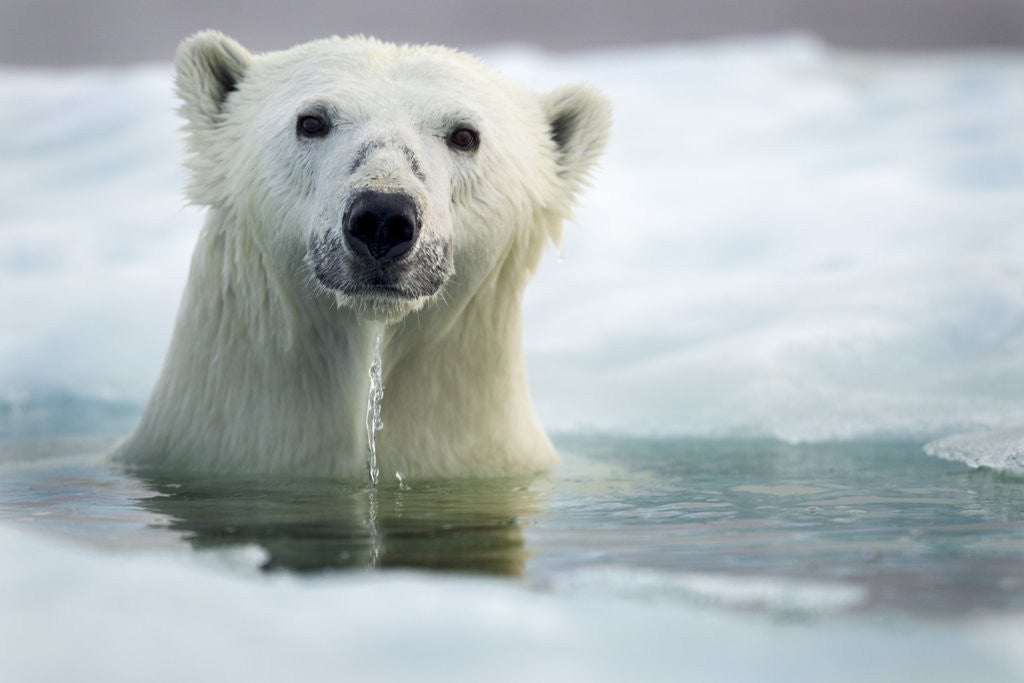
[297,114,329,138]
[447,127,480,152]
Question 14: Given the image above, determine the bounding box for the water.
[4,416,1024,679]
[364,334,386,567]
[3,432,1024,615]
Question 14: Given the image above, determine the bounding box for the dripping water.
[366,334,384,486]
[365,333,385,567]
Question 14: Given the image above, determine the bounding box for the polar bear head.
[174,31,610,322]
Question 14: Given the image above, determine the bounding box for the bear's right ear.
[175,30,252,131]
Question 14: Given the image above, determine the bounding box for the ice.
[1,37,1023,444]
[550,566,867,614]
[1,523,1021,683]
[925,425,1024,475]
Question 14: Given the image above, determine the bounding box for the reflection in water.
[135,472,545,576]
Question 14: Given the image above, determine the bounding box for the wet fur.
[114,31,611,478]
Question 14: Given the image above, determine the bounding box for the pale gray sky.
[1,0,1022,65]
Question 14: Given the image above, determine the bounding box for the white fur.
[114,31,611,478]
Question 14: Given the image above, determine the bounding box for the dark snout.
[343,192,420,263]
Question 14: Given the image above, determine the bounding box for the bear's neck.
[122,210,555,477]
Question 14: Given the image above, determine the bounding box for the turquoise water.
[3,419,1023,619]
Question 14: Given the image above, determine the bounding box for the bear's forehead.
[256,37,506,93]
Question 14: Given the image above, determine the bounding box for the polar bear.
[114,31,610,479]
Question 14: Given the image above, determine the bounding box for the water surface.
[4,431,1023,619]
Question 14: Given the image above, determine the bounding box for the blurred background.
[1,0,1022,442]
[0,0,1022,65]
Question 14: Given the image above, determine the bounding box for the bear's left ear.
[543,84,612,190]
[175,30,253,131]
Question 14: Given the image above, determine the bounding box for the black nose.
[343,192,420,263]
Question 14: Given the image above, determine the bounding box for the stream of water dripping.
[366,334,384,487]
[365,333,385,567]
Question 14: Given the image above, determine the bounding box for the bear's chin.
[333,290,429,323]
